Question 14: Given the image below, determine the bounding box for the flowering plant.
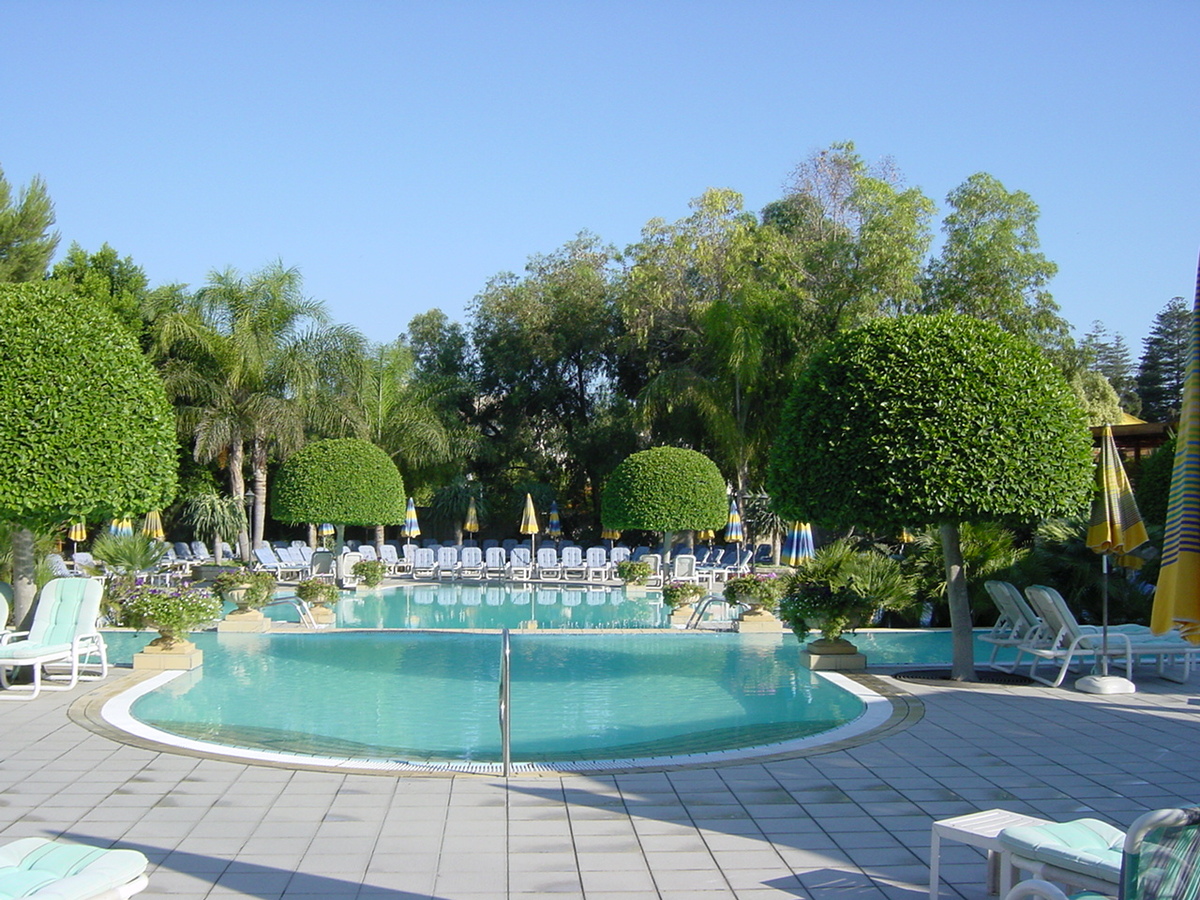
[661,580,705,609]
[296,579,339,606]
[112,581,223,647]
[211,568,276,608]
[723,572,784,611]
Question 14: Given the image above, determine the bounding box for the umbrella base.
[1075,674,1137,694]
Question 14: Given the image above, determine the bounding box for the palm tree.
[151,262,365,557]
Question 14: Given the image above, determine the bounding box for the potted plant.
[723,572,784,612]
[777,540,914,669]
[616,560,651,586]
[114,581,223,669]
[351,559,387,588]
[212,568,276,633]
[662,580,705,609]
[296,578,340,625]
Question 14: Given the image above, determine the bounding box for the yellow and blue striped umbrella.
[318,523,335,537]
[1153,269,1200,641]
[464,497,479,534]
[403,498,421,540]
[547,502,562,539]
[601,528,621,542]
[68,521,87,543]
[110,517,133,536]
[519,494,539,536]
[782,522,815,566]
[725,499,743,543]
[141,510,165,540]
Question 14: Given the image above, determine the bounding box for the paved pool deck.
[2,663,1198,900]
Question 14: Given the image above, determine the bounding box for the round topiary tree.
[0,283,178,625]
[768,313,1093,680]
[272,438,405,552]
[601,446,728,561]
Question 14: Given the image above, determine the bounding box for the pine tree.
[1081,321,1140,416]
[0,166,59,282]
[1136,297,1190,422]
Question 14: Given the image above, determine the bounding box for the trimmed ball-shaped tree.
[768,313,1093,680]
[602,447,728,560]
[0,283,177,624]
[272,438,405,552]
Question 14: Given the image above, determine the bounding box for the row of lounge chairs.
[982,580,1200,687]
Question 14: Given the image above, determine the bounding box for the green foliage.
[615,560,651,584]
[602,447,727,532]
[90,532,167,574]
[49,242,148,338]
[1136,296,1190,422]
[273,438,406,526]
[723,572,785,611]
[1135,434,1176,528]
[183,488,247,548]
[295,579,339,606]
[920,172,1068,353]
[352,559,387,587]
[0,166,58,282]
[904,521,1029,620]
[114,581,222,645]
[1081,321,1140,416]
[1069,369,1123,426]
[662,580,705,608]
[0,282,178,530]
[768,313,1093,532]
[778,540,915,641]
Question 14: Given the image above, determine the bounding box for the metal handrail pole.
[499,628,511,776]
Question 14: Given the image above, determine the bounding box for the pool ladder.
[686,594,747,630]
[264,595,319,629]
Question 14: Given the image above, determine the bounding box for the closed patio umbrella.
[1152,267,1200,643]
[403,499,421,548]
[725,499,743,544]
[68,520,86,555]
[110,517,133,537]
[1082,424,1151,693]
[520,493,539,557]
[782,522,815,567]
[141,510,165,541]
[547,502,562,542]
[464,497,479,534]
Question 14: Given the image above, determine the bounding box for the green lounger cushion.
[999,819,1124,883]
[0,838,147,900]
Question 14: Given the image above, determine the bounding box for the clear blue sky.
[4,1,1197,352]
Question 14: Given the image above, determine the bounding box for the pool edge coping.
[70,667,922,778]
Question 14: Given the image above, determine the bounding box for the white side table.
[930,809,1050,900]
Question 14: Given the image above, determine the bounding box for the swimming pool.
[100,631,888,772]
[326,582,679,630]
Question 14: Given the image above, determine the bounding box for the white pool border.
[100,669,894,775]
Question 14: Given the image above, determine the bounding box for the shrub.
[295,579,340,606]
[211,568,276,608]
[615,560,651,585]
[273,438,405,533]
[351,559,387,587]
[90,532,167,574]
[602,447,727,533]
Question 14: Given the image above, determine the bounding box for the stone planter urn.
[735,604,784,634]
[133,637,204,671]
[217,586,270,633]
[798,636,866,671]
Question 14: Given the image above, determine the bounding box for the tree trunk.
[251,436,268,551]
[11,527,36,629]
[213,528,224,565]
[229,441,250,561]
[374,524,385,556]
[307,523,317,549]
[940,522,977,681]
[662,530,675,568]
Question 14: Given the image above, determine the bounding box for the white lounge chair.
[585,546,610,582]
[642,553,664,588]
[982,581,1046,670]
[459,546,485,580]
[410,547,438,579]
[254,546,308,580]
[508,547,534,581]
[436,546,460,580]
[0,582,11,635]
[535,547,561,581]
[484,546,507,579]
[670,554,702,584]
[0,577,108,700]
[0,837,150,899]
[1021,585,1198,686]
[560,546,587,580]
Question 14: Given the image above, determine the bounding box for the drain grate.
[893,668,1035,686]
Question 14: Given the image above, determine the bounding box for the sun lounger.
[0,577,108,700]
[459,546,486,580]
[436,546,460,580]
[0,837,150,899]
[585,546,610,582]
[982,581,1047,670]
[410,547,437,579]
[484,547,507,579]
[560,546,587,580]
[508,547,534,581]
[535,548,561,580]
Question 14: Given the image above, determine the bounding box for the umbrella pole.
[1100,554,1110,678]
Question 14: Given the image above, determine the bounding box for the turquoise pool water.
[115,632,864,764]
